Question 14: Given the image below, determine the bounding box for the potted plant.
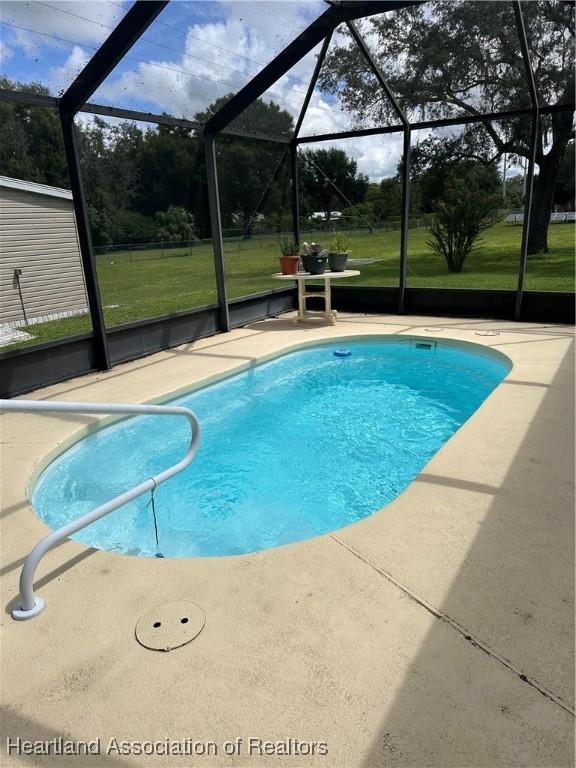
[279,238,300,275]
[301,242,328,275]
[327,231,351,272]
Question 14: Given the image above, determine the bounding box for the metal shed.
[0,176,88,328]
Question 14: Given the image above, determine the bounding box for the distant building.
[0,176,89,327]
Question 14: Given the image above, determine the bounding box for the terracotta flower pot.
[279,255,300,275]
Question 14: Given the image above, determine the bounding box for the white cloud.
[0,39,13,63]
[94,4,322,122]
[1,0,126,90]
[351,137,405,180]
[49,45,90,90]
[1,0,407,179]
[300,133,405,183]
[94,24,403,180]
[1,1,123,49]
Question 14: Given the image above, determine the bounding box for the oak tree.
[320,1,574,253]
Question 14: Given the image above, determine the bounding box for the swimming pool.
[33,339,510,558]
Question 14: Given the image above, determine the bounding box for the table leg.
[298,279,305,321]
[324,277,331,319]
[324,277,336,324]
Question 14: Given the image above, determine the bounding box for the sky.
[0,0,412,181]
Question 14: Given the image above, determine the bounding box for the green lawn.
[3,221,574,351]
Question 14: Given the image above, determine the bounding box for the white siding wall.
[0,186,89,326]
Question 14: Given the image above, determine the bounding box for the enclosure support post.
[204,134,230,332]
[346,20,412,315]
[293,33,332,139]
[204,3,420,135]
[290,142,301,247]
[60,112,110,370]
[398,127,411,314]
[515,113,538,321]
[513,0,540,321]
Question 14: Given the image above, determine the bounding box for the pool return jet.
[0,399,200,620]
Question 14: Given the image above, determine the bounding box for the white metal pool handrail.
[0,399,200,621]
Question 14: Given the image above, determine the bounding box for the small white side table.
[271,270,361,325]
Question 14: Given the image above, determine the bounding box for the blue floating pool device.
[334,348,352,358]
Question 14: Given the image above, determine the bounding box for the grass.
[3,221,574,352]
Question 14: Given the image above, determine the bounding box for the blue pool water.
[33,339,510,558]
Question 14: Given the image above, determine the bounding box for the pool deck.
[1,313,574,767]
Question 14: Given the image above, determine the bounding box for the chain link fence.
[93,217,436,263]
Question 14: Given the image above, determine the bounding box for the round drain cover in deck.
[136,601,205,651]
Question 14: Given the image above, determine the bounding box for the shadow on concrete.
[361,340,575,767]
[4,547,97,615]
[0,499,29,521]
[22,327,267,402]
[18,317,572,402]
[247,315,575,340]
[0,537,70,579]
[0,707,132,766]
[415,473,499,496]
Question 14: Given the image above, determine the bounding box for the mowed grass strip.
[3,221,574,350]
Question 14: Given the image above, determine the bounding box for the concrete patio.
[1,314,574,767]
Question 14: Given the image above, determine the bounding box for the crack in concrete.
[330,534,575,718]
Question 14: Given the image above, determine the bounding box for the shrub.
[427,179,500,272]
[110,209,157,244]
[155,206,196,242]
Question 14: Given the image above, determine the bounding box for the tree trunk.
[527,156,557,254]
[527,108,574,255]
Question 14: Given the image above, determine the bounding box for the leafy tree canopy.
[407,136,501,213]
[0,77,69,188]
[321,1,573,124]
[195,94,294,138]
[299,148,368,221]
[196,95,295,237]
[320,1,575,253]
